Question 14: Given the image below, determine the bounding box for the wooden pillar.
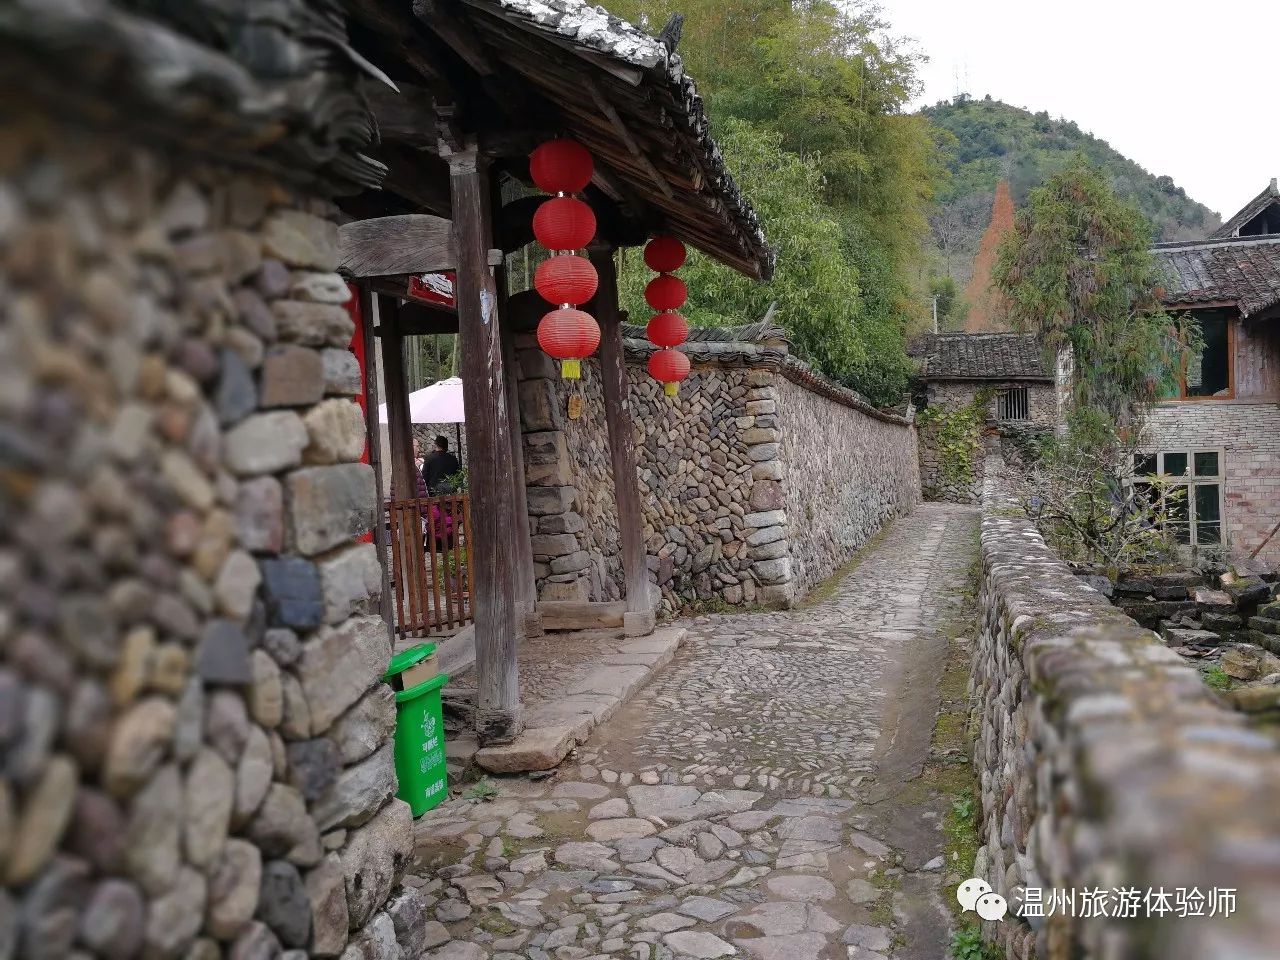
[591,248,653,623]
[359,288,395,639]
[378,296,417,502]
[446,141,522,743]
[496,251,539,626]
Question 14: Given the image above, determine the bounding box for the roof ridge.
[1154,234,1280,251]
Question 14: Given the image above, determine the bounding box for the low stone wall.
[971,470,1280,958]
[515,336,920,613]
[0,118,416,960]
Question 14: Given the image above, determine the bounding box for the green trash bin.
[384,645,450,817]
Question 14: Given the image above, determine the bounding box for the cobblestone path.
[409,504,980,960]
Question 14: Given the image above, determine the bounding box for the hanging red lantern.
[532,197,596,252]
[534,255,598,306]
[648,348,690,396]
[644,274,688,312]
[644,235,687,273]
[538,308,601,380]
[529,139,594,194]
[646,312,688,349]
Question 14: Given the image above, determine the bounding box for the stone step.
[538,600,627,631]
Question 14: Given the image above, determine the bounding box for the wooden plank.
[537,600,627,631]
[340,215,457,278]
[591,248,652,615]
[358,76,438,148]
[586,79,674,200]
[358,287,396,640]
[447,141,523,743]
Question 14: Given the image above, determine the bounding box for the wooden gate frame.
[388,493,476,636]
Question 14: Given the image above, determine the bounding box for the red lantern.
[648,348,690,396]
[534,255,598,306]
[646,312,688,349]
[533,197,596,252]
[644,235,687,273]
[538,307,601,380]
[644,274,687,312]
[530,139,595,194]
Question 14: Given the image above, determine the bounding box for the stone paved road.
[407,504,980,960]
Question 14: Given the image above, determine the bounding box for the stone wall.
[775,373,921,595]
[918,380,1056,503]
[1145,401,1280,565]
[515,339,920,613]
[0,118,417,960]
[970,468,1280,958]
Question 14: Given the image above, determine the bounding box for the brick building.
[1147,180,1280,565]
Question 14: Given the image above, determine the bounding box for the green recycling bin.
[383,644,450,817]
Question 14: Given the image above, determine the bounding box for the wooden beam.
[590,248,652,617]
[586,79,674,201]
[370,142,453,217]
[339,214,457,278]
[411,0,494,77]
[358,77,438,148]
[446,140,523,744]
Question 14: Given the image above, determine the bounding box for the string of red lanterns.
[530,139,600,380]
[643,235,690,396]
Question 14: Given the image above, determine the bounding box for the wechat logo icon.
[958,878,1007,921]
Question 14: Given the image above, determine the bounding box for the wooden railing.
[387,493,474,636]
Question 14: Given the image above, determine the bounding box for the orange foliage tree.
[963,180,1014,332]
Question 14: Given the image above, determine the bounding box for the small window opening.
[997,386,1029,421]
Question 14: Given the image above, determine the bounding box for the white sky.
[884,0,1280,218]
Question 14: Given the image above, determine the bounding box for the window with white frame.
[1132,449,1224,550]
[997,386,1029,421]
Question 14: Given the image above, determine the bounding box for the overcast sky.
[884,0,1280,218]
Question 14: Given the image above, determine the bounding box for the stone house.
[1147,180,1280,565]
[908,332,1062,502]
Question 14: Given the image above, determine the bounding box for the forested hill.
[923,96,1220,286]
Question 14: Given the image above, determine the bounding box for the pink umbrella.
[378,376,464,424]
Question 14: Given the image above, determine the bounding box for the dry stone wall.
[515,340,920,613]
[971,469,1280,959]
[0,118,416,960]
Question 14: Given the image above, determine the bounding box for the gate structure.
[388,493,475,636]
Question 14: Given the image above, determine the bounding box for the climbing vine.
[917,390,994,489]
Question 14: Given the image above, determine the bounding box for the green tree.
[993,159,1190,424]
[619,118,910,403]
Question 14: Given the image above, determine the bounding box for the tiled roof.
[1210,180,1279,239]
[1153,236,1280,317]
[907,333,1051,381]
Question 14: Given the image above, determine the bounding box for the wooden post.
[379,296,418,503]
[359,288,395,639]
[445,141,522,743]
[494,200,539,626]
[591,247,654,628]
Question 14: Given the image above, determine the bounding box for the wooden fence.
[387,493,474,636]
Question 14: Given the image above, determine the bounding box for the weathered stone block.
[329,685,396,765]
[80,878,145,960]
[312,743,396,831]
[256,860,312,949]
[207,839,262,940]
[289,272,350,304]
[105,699,175,798]
[340,799,413,930]
[751,460,783,481]
[743,509,786,529]
[518,379,558,431]
[196,619,253,684]
[236,477,285,554]
[247,784,319,864]
[260,557,324,630]
[260,346,324,409]
[144,865,206,960]
[296,615,391,734]
[753,557,792,584]
[746,525,785,548]
[527,486,576,516]
[748,539,788,562]
[530,533,580,558]
[123,765,181,895]
[317,542,383,625]
[748,480,785,512]
[285,463,375,556]
[321,349,362,396]
[744,398,776,415]
[4,755,77,886]
[273,302,353,348]
[225,413,308,476]
[747,442,779,462]
[286,739,341,802]
[550,550,592,575]
[302,399,366,465]
[262,211,338,271]
[218,347,258,426]
[524,431,571,486]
